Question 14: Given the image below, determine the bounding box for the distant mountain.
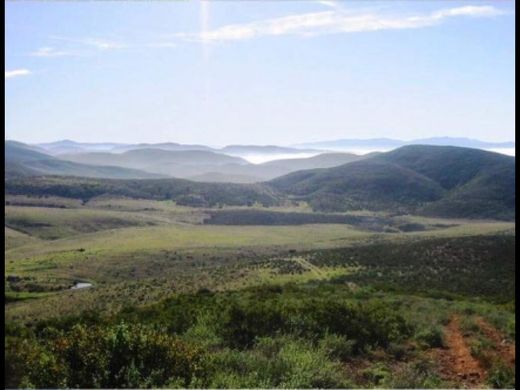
[59,149,250,178]
[296,137,515,151]
[270,145,515,220]
[410,137,515,148]
[295,138,403,149]
[260,152,362,171]
[111,142,214,153]
[37,140,127,155]
[219,145,312,155]
[5,141,163,179]
[5,141,515,219]
[218,152,365,182]
[36,140,215,156]
[60,149,363,182]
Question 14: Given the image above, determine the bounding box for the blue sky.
[5,0,515,146]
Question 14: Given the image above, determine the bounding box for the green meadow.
[5,196,516,388]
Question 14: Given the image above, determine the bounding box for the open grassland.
[5,226,40,251]
[5,206,160,239]
[4,196,516,388]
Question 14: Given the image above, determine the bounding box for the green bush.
[383,358,445,388]
[487,361,515,389]
[6,322,206,388]
[207,336,352,388]
[416,326,445,348]
[318,333,356,361]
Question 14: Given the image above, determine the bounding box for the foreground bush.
[220,299,412,351]
[6,322,205,388]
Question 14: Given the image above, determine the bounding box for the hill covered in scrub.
[4,175,283,207]
[4,143,515,220]
[269,145,515,220]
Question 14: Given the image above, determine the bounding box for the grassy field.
[4,196,516,388]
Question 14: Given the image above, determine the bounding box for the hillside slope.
[269,145,515,219]
[62,149,363,182]
[5,141,163,179]
[5,175,283,207]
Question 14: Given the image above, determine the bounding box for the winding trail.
[292,257,326,278]
[437,315,486,388]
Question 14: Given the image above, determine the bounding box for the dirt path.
[292,257,326,278]
[475,317,516,368]
[437,315,486,388]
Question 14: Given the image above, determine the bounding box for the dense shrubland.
[6,284,436,389]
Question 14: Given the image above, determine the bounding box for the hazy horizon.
[5,134,517,148]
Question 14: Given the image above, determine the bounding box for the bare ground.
[436,315,486,388]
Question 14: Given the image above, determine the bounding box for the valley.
[4,143,516,388]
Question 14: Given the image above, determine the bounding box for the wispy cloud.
[177,5,505,43]
[29,47,86,57]
[316,1,342,10]
[144,42,177,49]
[30,36,177,58]
[5,69,31,79]
[50,36,129,50]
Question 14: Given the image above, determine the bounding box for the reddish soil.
[436,316,486,388]
[475,317,516,368]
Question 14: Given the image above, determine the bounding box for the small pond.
[71,282,93,290]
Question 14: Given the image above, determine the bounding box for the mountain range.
[7,140,364,183]
[294,137,515,150]
[5,141,163,180]
[5,140,515,220]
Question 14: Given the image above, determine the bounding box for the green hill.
[371,145,514,189]
[269,145,515,219]
[5,175,283,207]
[270,159,445,213]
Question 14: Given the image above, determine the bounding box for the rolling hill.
[4,175,283,207]
[269,145,515,220]
[36,140,126,155]
[5,141,163,179]
[61,149,364,182]
[5,142,515,219]
[258,152,362,172]
[59,148,249,178]
[186,152,363,182]
[220,145,318,156]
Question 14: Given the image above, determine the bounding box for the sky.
[5,0,516,147]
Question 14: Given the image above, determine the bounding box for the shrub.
[487,361,515,389]
[383,358,445,388]
[416,326,445,348]
[318,333,356,361]
[6,323,206,389]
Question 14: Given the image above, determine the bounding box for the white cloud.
[50,36,128,50]
[178,5,505,43]
[30,47,85,57]
[83,38,128,50]
[145,42,177,49]
[5,69,31,79]
[316,1,341,10]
